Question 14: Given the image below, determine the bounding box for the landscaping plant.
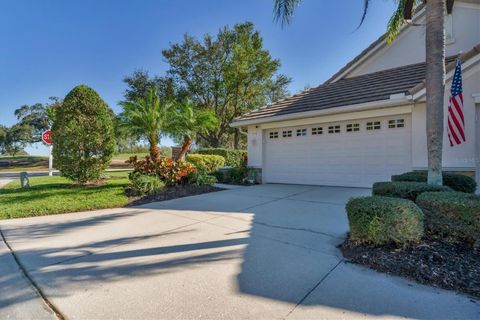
[127,155,196,186]
[52,85,115,184]
[197,148,247,168]
[166,101,218,161]
[187,171,217,186]
[119,87,171,160]
[186,154,225,174]
[346,196,424,245]
[392,171,477,193]
[127,173,165,196]
[416,191,480,244]
[372,181,451,201]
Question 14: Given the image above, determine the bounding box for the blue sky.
[0,0,397,155]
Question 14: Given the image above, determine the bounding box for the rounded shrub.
[346,196,424,245]
[186,154,225,173]
[372,181,451,201]
[392,171,477,193]
[416,191,480,243]
[52,85,115,183]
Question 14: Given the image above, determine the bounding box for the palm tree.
[273,0,454,185]
[166,101,218,161]
[119,87,171,160]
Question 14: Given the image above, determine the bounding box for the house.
[230,0,480,188]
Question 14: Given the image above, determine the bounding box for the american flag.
[447,59,465,147]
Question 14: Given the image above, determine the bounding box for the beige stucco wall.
[412,63,480,170]
[349,3,480,77]
[247,125,263,168]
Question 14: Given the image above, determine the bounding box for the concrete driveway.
[0,184,478,319]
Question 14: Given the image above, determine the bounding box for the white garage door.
[263,115,412,187]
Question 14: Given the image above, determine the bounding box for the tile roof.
[235,56,455,123]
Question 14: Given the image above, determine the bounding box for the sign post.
[41,130,53,176]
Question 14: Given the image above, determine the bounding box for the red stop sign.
[42,130,53,144]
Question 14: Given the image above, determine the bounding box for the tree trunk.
[176,135,192,161]
[425,0,446,185]
[234,129,240,150]
[148,133,161,161]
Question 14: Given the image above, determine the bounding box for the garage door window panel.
[282,130,292,138]
[346,123,360,132]
[312,127,323,135]
[388,119,405,128]
[269,131,279,139]
[328,125,341,134]
[296,128,307,136]
[366,121,381,131]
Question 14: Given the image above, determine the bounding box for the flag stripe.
[447,59,464,147]
[448,107,465,140]
[448,119,461,145]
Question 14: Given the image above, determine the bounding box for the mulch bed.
[127,184,224,206]
[341,234,480,299]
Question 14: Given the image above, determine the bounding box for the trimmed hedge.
[186,154,225,173]
[372,181,451,201]
[196,148,246,168]
[392,171,477,193]
[346,196,424,245]
[416,191,480,243]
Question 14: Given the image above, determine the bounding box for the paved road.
[1,184,479,319]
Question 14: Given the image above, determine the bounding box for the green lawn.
[112,152,149,161]
[0,171,130,219]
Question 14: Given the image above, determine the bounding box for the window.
[346,123,360,132]
[366,121,381,131]
[388,119,405,128]
[311,127,323,135]
[296,128,307,136]
[269,131,279,139]
[328,125,341,134]
[282,130,292,138]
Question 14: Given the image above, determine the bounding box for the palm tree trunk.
[148,134,161,160]
[176,135,192,161]
[425,0,446,185]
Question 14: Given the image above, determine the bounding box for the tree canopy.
[162,21,290,148]
[52,85,115,183]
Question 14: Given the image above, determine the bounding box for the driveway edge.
[0,226,66,320]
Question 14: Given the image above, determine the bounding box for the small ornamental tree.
[52,85,115,183]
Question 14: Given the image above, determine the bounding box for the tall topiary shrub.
[52,85,115,183]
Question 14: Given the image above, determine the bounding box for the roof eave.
[409,43,480,100]
[230,97,412,128]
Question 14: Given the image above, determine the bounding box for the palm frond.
[356,0,370,30]
[273,0,302,27]
[385,0,421,44]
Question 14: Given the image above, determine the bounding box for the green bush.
[416,191,480,243]
[346,196,424,245]
[187,171,217,186]
[186,154,225,174]
[214,166,249,184]
[196,148,246,167]
[372,181,451,201]
[392,171,477,193]
[127,173,165,196]
[52,85,115,183]
[127,156,196,187]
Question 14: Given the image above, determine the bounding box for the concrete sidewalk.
[0,184,478,319]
